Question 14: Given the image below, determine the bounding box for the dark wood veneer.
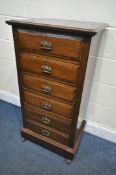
[19,52,80,83]
[6,18,107,161]
[22,73,77,102]
[23,90,74,117]
[6,18,107,36]
[24,107,72,134]
[18,31,82,60]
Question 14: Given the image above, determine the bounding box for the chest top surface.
[6,18,107,36]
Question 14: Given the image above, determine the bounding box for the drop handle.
[41,65,52,74]
[41,129,50,137]
[41,101,52,111]
[41,116,51,125]
[41,84,52,94]
[40,41,52,50]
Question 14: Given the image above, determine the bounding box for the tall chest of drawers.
[6,19,107,162]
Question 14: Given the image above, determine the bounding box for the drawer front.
[24,107,72,134]
[20,53,80,83]
[18,31,82,60]
[23,90,73,117]
[24,103,73,120]
[25,120,69,145]
[22,73,77,102]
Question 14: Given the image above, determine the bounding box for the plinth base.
[21,120,86,160]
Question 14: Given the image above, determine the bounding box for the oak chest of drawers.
[6,18,107,162]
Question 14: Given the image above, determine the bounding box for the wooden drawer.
[22,73,77,102]
[20,53,80,83]
[23,90,73,117]
[24,107,72,134]
[18,31,82,60]
[25,120,69,145]
[24,103,73,120]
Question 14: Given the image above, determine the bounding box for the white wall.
[0,0,116,135]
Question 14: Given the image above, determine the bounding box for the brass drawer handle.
[41,84,52,94]
[41,65,52,74]
[41,116,51,125]
[40,41,52,50]
[41,101,52,111]
[41,129,50,137]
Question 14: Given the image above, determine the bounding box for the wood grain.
[19,52,80,83]
[25,120,69,145]
[22,73,77,102]
[23,90,74,117]
[17,31,82,60]
[24,107,72,134]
